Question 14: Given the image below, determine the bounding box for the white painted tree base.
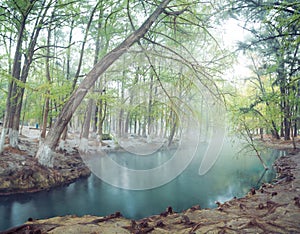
[36,143,54,167]
[79,137,89,153]
[9,129,19,148]
[0,127,8,153]
[58,140,66,152]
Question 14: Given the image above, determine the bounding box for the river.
[0,138,284,231]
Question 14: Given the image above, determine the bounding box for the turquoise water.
[0,139,284,231]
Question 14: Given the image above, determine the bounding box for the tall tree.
[0,0,55,151]
[80,4,105,150]
[36,0,172,167]
[230,0,300,140]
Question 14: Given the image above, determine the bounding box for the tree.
[239,53,281,139]
[79,4,105,150]
[229,0,300,141]
[36,0,172,167]
[0,0,230,165]
[0,0,56,152]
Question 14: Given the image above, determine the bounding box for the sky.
[219,18,253,86]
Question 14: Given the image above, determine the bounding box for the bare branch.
[33,42,76,53]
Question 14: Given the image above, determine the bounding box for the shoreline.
[0,130,91,196]
[2,140,299,233]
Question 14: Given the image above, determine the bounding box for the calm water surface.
[0,139,284,231]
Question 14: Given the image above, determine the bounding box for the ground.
[0,127,90,195]
[0,128,300,233]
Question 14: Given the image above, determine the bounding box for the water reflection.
[0,138,283,231]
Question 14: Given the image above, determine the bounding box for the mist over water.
[0,138,284,231]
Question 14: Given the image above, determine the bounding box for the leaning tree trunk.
[61,2,100,151]
[36,0,172,167]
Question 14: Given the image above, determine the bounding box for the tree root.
[80,211,122,225]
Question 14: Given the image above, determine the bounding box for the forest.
[0,0,299,168]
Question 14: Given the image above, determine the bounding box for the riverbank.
[2,138,300,233]
[0,128,90,195]
[0,126,176,195]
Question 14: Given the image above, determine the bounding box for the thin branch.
[33,42,75,53]
[142,36,223,101]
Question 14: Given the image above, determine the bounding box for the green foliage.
[0,0,234,139]
[227,0,300,140]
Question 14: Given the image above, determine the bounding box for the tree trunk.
[79,99,94,151]
[62,3,100,148]
[271,120,280,139]
[97,97,107,140]
[41,12,54,139]
[250,55,280,140]
[80,8,103,150]
[36,0,172,167]
[71,2,100,90]
[66,20,74,80]
[118,109,125,137]
[118,61,126,137]
[41,97,50,139]
[125,68,139,134]
[0,126,8,154]
[291,121,297,150]
[260,128,263,139]
[9,1,51,147]
[283,116,291,140]
[168,110,177,147]
[2,12,27,151]
[93,105,98,132]
[92,11,103,134]
[148,74,154,136]
[82,99,94,139]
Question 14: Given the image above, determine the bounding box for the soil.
[0,128,90,196]
[0,130,300,233]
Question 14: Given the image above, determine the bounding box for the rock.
[249,187,256,195]
[181,215,191,224]
[258,203,264,209]
[271,191,277,196]
[294,197,300,208]
[156,220,165,227]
